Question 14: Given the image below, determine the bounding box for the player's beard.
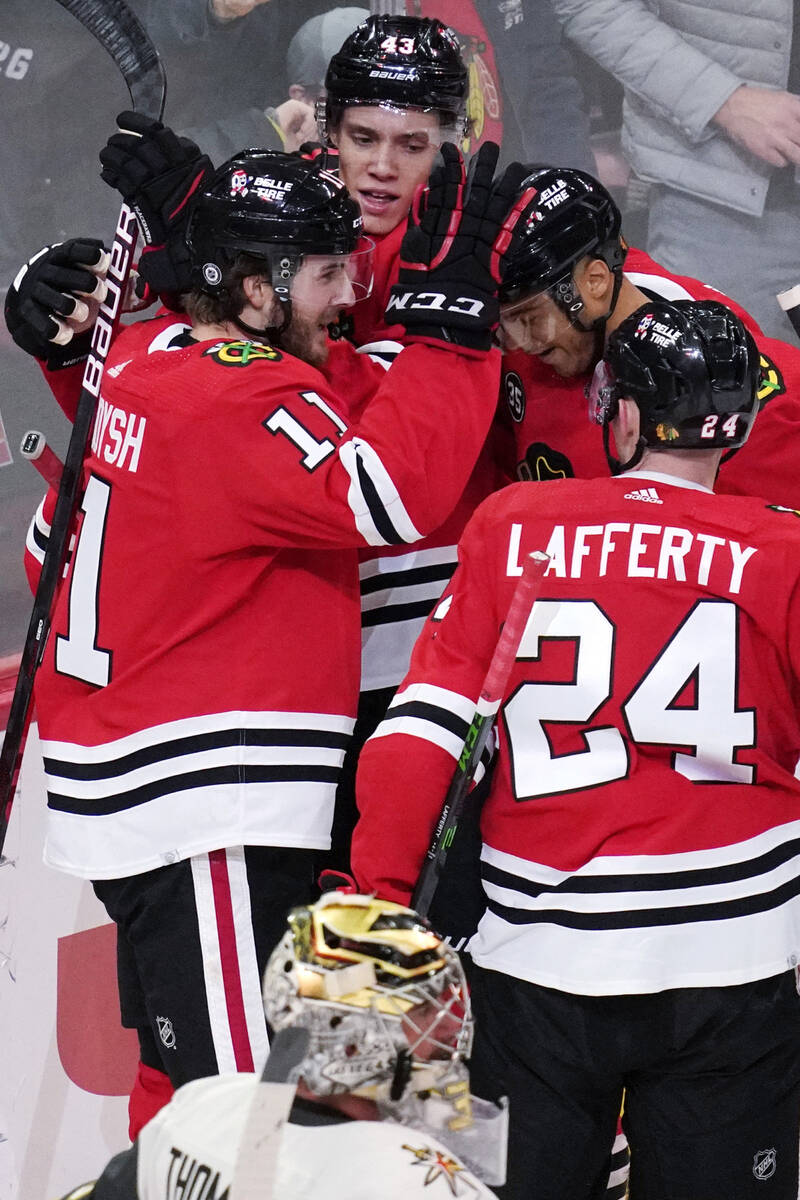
[281,306,332,369]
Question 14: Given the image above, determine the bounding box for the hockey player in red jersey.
[56,892,507,1200]
[306,15,514,879]
[353,298,800,1200]
[495,166,800,507]
[321,14,471,345]
[5,141,514,1133]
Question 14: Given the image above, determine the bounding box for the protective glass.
[297,242,375,307]
[497,289,561,354]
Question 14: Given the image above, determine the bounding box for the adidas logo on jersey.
[623,487,663,504]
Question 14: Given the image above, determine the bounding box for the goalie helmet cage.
[0,0,166,855]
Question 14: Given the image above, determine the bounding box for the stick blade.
[54,0,166,118]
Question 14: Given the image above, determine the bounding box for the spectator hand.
[100,111,214,303]
[271,98,318,153]
[4,240,109,368]
[713,86,800,168]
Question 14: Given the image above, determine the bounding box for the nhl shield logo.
[156,1015,176,1050]
[753,1149,776,1181]
[504,371,526,422]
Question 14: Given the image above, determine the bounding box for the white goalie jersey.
[82,1074,497,1200]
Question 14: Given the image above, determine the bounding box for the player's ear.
[613,396,640,455]
[241,273,273,311]
[580,256,614,308]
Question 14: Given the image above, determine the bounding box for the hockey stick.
[0,0,166,855]
[777,285,800,343]
[412,550,550,917]
[20,431,65,490]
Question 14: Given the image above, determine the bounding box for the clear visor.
[586,358,619,425]
[294,242,374,311]
[325,99,464,149]
[497,289,559,355]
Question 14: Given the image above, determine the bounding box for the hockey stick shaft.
[0,0,165,854]
[412,550,550,917]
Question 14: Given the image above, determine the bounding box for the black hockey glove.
[4,239,109,369]
[386,141,523,352]
[99,111,214,304]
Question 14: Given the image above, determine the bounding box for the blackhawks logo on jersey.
[204,340,282,366]
[766,504,800,518]
[757,352,785,405]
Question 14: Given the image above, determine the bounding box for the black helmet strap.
[603,418,646,476]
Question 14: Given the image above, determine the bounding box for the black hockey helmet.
[185,150,364,302]
[499,166,626,330]
[323,14,467,136]
[589,299,760,471]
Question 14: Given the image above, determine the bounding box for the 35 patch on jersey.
[503,371,525,422]
[204,340,282,366]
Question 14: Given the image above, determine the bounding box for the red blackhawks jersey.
[344,225,509,691]
[500,247,800,508]
[354,471,800,995]
[30,313,499,880]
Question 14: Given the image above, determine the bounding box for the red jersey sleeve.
[164,341,502,554]
[352,496,506,900]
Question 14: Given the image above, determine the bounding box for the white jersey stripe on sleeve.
[25,496,51,566]
[339,437,423,547]
[369,682,491,783]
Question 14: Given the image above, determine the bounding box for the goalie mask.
[263,891,508,1186]
[588,298,761,473]
[264,892,471,1098]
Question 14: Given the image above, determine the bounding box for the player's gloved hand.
[99,111,214,304]
[4,239,109,369]
[386,140,520,352]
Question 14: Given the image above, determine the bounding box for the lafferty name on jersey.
[506,521,758,595]
[90,395,146,473]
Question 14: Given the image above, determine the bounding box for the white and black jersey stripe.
[340,436,424,547]
[25,495,50,566]
[42,710,354,880]
[360,546,457,691]
[470,827,800,994]
[369,682,494,785]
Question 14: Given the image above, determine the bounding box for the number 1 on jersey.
[55,474,112,687]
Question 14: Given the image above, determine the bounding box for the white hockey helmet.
[263,892,472,1116]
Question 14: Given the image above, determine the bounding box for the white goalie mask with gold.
[263,892,472,1106]
[263,891,508,1186]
